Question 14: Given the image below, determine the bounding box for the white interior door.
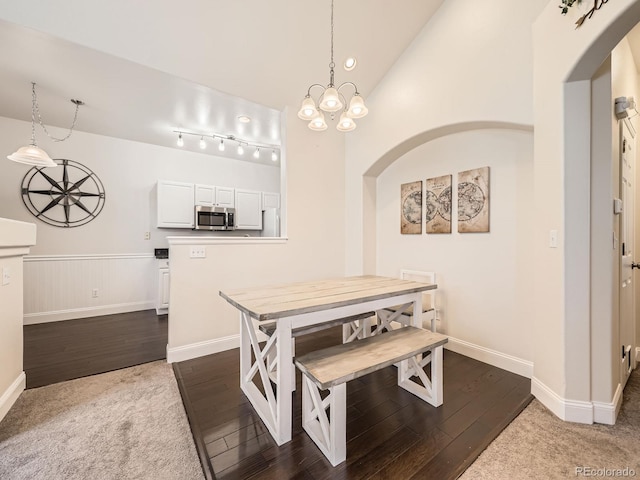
[619,120,636,388]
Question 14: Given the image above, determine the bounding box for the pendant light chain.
[31,82,82,143]
[329,0,335,86]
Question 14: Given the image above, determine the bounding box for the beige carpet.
[460,367,640,479]
[0,361,203,480]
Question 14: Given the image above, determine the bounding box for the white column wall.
[0,218,35,421]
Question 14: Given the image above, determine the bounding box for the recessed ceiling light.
[238,115,251,123]
[344,57,357,71]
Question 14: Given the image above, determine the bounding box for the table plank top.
[220,275,436,321]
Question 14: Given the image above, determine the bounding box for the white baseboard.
[23,301,156,324]
[0,372,25,423]
[593,383,623,425]
[531,376,621,425]
[444,336,533,378]
[167,334,240,363]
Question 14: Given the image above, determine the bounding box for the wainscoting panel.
[23,254,157,324]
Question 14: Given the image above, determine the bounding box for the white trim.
[166,334,240,363]
[0,372,25,423]
[0,246,31,259]
[531,376,615,425]
[593,383,623,425]
[23,301,155,324]
[167,236,288,246]
[444,336,533,378]
[24,253,155,262]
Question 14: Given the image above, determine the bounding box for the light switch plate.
[549,230,558,248]
[2,267,10,286]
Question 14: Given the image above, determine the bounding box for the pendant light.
[7,83,84,168]
[298,0,368,132]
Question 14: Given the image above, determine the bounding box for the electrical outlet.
[92,288,98,298]
[1,267,10,286]
[144,231,151,240]
[190,246,206,258]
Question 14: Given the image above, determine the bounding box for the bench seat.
[294,326,448,466]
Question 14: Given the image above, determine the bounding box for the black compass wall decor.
[21,159,106,228]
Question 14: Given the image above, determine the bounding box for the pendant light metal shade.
[7,144,56,167]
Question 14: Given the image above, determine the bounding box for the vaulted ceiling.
[0,1,445,161]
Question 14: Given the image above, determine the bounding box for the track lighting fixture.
[173,130,280,161]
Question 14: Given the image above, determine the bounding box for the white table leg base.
[301,375,346,466]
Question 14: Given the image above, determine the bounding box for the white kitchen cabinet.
[195,184,235,208]
[262,191,280,210]
[157,180,195,228]
[216,186,235,208]
[235,189,263,230]
[156,260,170,315]
[194,184,216,206]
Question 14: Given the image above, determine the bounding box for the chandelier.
[7,82,84,168]
[297,0,368,132]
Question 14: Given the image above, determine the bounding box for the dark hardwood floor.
[23,309,167,388]
[174,327,533,480]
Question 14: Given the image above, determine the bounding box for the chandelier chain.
[330,0,335,68]
[31,82,81,143]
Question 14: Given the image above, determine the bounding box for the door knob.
[632,262,640,270]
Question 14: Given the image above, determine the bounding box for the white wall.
[345,0,548,277]
[0,218,35,421]
[345,0,545,376]
[0,115,280,322]
[376,129,534,366]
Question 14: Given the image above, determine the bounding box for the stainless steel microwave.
[194,205,236,231]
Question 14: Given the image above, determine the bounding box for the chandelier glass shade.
[299,0,368,132]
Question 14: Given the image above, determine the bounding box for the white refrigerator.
[261,208,280,237]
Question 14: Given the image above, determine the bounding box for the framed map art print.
[400,180,422,234]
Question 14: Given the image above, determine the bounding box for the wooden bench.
[294,326,448,466]
[259,311,375,388]
[258,311,375,341]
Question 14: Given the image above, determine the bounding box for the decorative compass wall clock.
[21,159,106,227]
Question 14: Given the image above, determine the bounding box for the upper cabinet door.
[157,180,195,228]
[262,192,280,210]
[235,189,263,230]
[195,184,216,206]
[216,187,235,208]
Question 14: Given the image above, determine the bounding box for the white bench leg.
[397,345,444,407]
[301,375,346,466]
[342,316,373,343]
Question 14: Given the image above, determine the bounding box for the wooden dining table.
[219,275,437,446]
